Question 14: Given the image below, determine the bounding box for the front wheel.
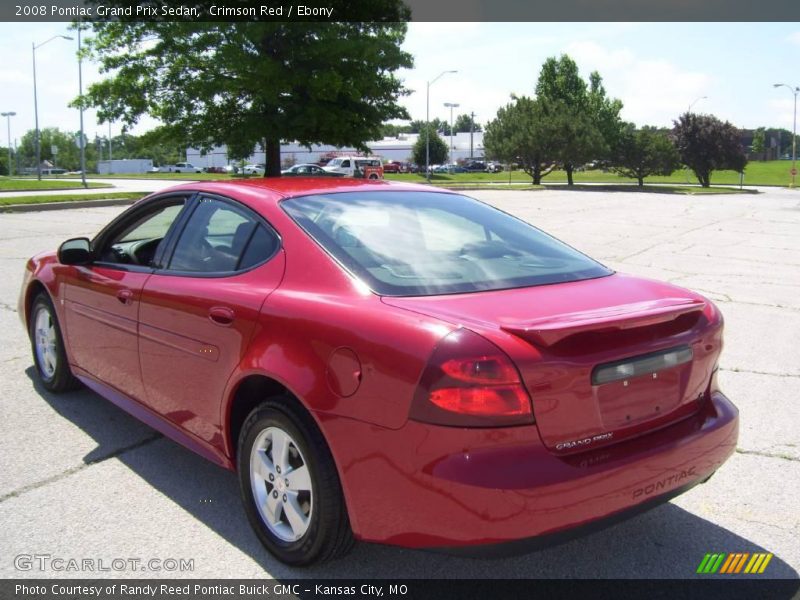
[237,399,354,566]
[29,293,80,392]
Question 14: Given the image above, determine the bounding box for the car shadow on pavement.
[27,368,799,580]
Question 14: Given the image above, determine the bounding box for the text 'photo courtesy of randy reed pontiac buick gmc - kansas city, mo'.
[19,177,738,566]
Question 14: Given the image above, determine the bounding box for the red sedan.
[19,178,737,566]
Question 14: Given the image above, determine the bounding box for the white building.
[186,131,486,168]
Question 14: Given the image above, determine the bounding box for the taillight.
[410,329,534,427]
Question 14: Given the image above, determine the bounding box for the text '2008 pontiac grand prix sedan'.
[19,178,738,566]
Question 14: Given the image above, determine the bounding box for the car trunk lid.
[383,273,722,453]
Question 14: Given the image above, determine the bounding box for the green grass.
[49,172,234,181]
[0,178,110,191]
[386,160,798,187]
[24,159,797,187]
[0,192,148,207]
[541,184,754,195]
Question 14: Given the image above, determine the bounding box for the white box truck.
[97,159,154,175]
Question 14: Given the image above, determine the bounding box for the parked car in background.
[464,160,487,172]
[383,161,411,174]
[282,164,344,177]
[432,164,468,174]
[323,156,383,179]
[241,164,265,175]
[157,162,202,174]
[486,162,504,173]
[19,178,737,567]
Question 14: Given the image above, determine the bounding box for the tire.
[237,398,354,566]
[368,174,379,180]
[29,293,80,393]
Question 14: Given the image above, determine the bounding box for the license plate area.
[593,345,693,429]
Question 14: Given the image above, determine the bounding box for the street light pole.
[774,83,799,188]
[33,34,73,180]
[77,24,87,188]
[1,112,16,177]
[425,70,457,182]
[444,102,459,162]
[688,96,708,113]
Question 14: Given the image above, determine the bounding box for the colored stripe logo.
[697,552,773,574]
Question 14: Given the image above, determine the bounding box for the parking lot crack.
[0,433,161,503]
[721,367,800,379]
[736,448,800,462]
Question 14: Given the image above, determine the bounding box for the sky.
[0,21,798,146]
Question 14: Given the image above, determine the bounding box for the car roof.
[160,177,444,204]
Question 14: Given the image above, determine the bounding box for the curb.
[1,198,140,213]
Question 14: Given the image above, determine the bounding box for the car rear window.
[282,191,612,296]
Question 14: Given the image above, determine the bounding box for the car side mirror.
[58,237,93,266]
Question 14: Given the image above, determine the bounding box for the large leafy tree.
[484,95,557,185]
[611,125,681,186]
[411,125,448,167]
[78,15,413,176]
[672,113,747,187]
[534,55,620,185]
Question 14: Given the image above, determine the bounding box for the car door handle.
[116,289,134,305]
[208,306,235,326]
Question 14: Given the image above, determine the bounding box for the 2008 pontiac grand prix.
[19,178,737,565]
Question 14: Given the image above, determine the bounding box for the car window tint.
[169,198,277,273]
[283,191,612,296]
[98,200,186,267]
[119,203,184,243]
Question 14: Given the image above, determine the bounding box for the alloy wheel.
[249,426,313,542]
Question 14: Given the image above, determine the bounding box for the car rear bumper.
[319,391,738,548]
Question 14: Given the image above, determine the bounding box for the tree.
[18,128,82,170]
[454,113,481,133]
[534,55,616,185]
[0,147,9,176]
[484,95,557,185]
[610,125,681,186]
[78,14,413,176]
[379,123,412,138]
[411,125,448,168]
[751,127,766,160]
[586,71,624,162]
[672,113,748,187]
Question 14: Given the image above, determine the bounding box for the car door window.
[168,197,279,273]
[97,200,186,267]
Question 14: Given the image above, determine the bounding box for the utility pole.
[469,111,475,159]
[77,21,87,188]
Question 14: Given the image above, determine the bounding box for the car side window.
[97,199,186,267]
[168,197,279,274]
[341,160,350,168]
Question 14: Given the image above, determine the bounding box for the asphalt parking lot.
[0,186,798,579]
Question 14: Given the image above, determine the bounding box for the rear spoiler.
[500,298,706,347]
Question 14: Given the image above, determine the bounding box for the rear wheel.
[237,398,354,566]
[29,293,80,392]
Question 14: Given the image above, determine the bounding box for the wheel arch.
[223,370,362,536]
[24,279,51,327]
